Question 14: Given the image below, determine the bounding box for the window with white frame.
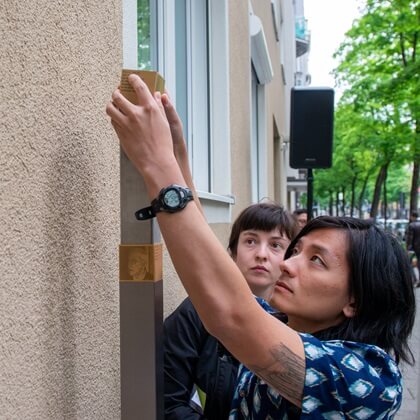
[123,0,157,70]
[137,0,157,69]
[249,8,271,203]
[123,0,233,222]
[175,0,210,192]
[250,65,268,203]
[174,1,233,210]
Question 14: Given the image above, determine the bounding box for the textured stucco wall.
[1,1,122,418]
[252,0,288,204]
[229,0,253,219]
[0,0,290,416]
[230,0,288,213]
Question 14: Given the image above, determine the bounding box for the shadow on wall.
[41,127,116,416]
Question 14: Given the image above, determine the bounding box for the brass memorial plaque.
[119,244,163,282]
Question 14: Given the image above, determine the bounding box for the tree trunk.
[350,175,357,217]
[409,122,419,215]
[358,172,370,218]
[336,191,340,216]
[329,191,333,216]
[383,169,388,222]
[370,162,389,220]
[341,187,346,216]
[409,159,419,215]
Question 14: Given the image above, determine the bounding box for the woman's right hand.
[106,74,184,198]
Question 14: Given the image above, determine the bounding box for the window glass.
[251,66,260,202]
[175,0,210,191]
[137,0,157,69]
[175,0,188,140]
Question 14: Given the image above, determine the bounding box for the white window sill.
[197,191,235,224]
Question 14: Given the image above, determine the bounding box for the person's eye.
[271,242,284,250]
[246,239,256,245]
[311,255,325,266]
[291,247,299,256]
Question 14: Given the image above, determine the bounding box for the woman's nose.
[255,244,268,260]
[279,257,295,277]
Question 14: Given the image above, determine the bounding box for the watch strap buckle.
[135,206,156,220]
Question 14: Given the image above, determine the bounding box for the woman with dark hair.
[230,216,415,417]
[106,74,416,418]
[283,216,415,361]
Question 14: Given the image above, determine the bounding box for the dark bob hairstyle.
[284,216,416,365]
[228,202,297,257]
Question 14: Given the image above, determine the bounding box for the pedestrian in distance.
[293,208,308,230]
[406,211,420,287]
[106,74,416,419]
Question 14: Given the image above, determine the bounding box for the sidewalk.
[397,287,420,419]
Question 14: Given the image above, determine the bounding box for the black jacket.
[163,298,239,419]
[406,220,420,254]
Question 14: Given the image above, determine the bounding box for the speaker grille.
[290,87,334,169]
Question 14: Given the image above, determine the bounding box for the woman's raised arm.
[106,74,305,406]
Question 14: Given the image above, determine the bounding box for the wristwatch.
[135,184,194,220]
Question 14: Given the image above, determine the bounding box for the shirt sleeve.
[300,334,402,419]
[163,298,206,420]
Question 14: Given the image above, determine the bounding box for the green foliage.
[316,0,419,217]
[137,0,152,69]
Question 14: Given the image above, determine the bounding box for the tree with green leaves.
[314,104,379,218]
[333,0,419,217]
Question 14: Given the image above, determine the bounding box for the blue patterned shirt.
[229,332,402,419]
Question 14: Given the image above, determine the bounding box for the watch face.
[164,189,181,208]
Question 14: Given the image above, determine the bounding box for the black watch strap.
[135,184,193,221]
[135,206,156,221]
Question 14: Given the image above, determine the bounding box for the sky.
[304,0,362,92]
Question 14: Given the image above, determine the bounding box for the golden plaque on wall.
[119,244,163,282]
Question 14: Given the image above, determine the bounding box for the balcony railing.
[295,16,310,57]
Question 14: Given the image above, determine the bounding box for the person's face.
[234,228,290,300]
[128,252,148,277]
[270,228,355,333]
[296,213,307,228]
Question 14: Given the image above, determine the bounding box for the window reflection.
[137,0,153,69]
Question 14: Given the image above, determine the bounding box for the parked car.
[376,218,409,241]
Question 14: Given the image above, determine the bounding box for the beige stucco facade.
[1,0,302,417]
[1,1,122,417]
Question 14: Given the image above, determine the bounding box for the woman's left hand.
[161,92,186,156]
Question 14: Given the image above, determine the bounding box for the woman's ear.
[343,299,356,318]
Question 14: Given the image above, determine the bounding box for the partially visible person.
[106,74,416,418]
[164,202,297,419]
[230,217,415,418]
[406,211,420,286]
[293,208,307,229]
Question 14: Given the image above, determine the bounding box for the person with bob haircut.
[106,74,416,418]
[164,202,297,419]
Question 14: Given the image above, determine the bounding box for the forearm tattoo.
[248,344,305,407]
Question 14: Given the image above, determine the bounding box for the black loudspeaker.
[289,87,334,169]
